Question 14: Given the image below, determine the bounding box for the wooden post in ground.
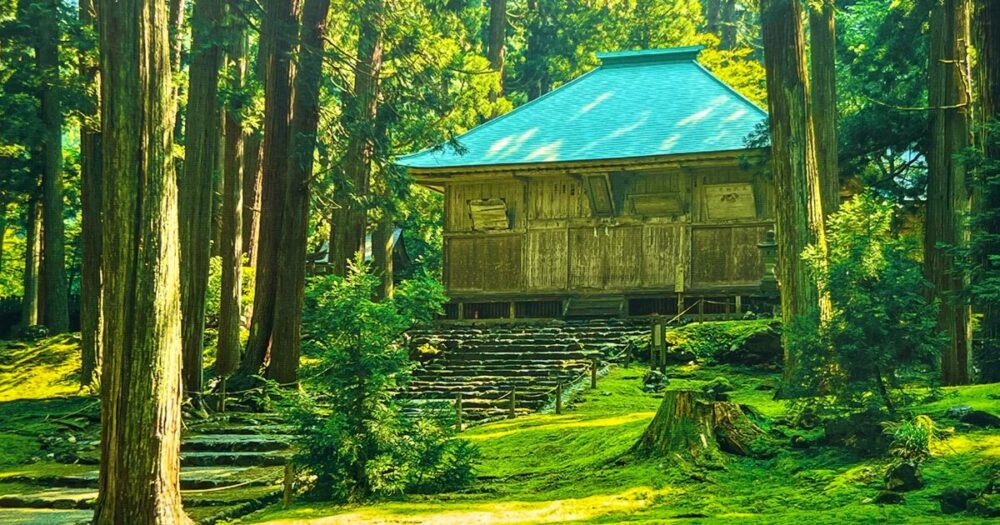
[218,376,227,413]
[455,392,463,432]
[591,358,598,389]
[556,382,563,414]
[508,386,516,419]
[283,462,293,508]
[624,348,631,369]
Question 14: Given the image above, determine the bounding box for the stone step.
[181,434,293,453]
[181,451,289,468]
[184,423,296,436]
[429,351,597,362]
[0,487,95,510]
[0,509,92,524]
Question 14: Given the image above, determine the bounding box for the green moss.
[665,319,779,363]
[241,364,1000,524]
[0,335,85,402]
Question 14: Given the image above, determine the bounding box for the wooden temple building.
[397,46,774,320]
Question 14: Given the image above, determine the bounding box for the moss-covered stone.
[665,319,782,366]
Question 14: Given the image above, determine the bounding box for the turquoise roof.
[397,46,767,171]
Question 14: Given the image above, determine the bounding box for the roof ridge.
[597,45,705,67]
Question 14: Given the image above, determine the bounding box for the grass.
[242,364,1000,524]
[2,331,999,524]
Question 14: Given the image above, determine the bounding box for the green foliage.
[665,319,778,363]
[203,256,255,327]
[883,415,937,465]
[295,264,474,501]
[789,192,943,410]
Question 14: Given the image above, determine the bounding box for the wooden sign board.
[468,198,510,231]
[630,193,683,216]
[704,183,756,220]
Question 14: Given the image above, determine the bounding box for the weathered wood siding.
[440,161,773,298]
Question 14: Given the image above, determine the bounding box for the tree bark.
[242,41,266,268]
[372,214,393,300]
[267,0,332,384]
[926,0,972,386]
[809,0,840,216]
[238,0,301,380]
[631,390,769,461]
[760,0,829,384]
[179,0,225,402]
[217,19,246,378]
[93,0,188,519]
[704,0,737,49]
[21,198,41,329]
[80,0,103,389]
[0,202,7,275]
[34,0,69,333]
[330,0,384,277]
[168,0,186,73]
[487,0,506,108]
[973,0,1000,383]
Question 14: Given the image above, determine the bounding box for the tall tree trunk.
[35,0,69,333]
[372,215,393,300]
[80,0,103,389]
[242,42,266,267]
[704,0,737,49]
[926,0,972,386]
[179,0,224,403]
[238,0,301,380]
[330,0,384,276]
[267,0,332,384]
[211,119,225,258]
[93,0,188,519]
[809,0,840,216]
[168,0,186,72]
[487,0,506,109]
[524,0,549,100]
[0,202,7,275]
[217,19,247,378]
[973,0,1000,382]
[760,0,828,384]
[21,198,41,329]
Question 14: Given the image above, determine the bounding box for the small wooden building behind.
[397,46,773,320]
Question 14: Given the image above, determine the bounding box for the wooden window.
[468,198,510,231]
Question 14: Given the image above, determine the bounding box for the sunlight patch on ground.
[252,487,679,525]
[0,335,81,402]
[465,413,655,442]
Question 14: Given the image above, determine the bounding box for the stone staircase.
[404,318,648,423]
[0,412,294,524]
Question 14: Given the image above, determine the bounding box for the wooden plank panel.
[690,225,766,286]
[642,224,682,288]
[528,178,588,220]
[525,229,568,290]
[704,183,756,220]
[445,235,524,292]
[480,235,524,291]
[606,226,643,289]
[569,227,605,289]
[446,237,480,290]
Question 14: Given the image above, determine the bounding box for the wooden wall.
[440,162,773,298]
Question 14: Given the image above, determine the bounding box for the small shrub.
[294,264,476,502]
[883,415,939,465]
[789,192,943,411]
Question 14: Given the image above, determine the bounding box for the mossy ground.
[2,333,999,524]
[242,363,1000,524]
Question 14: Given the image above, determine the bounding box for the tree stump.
[632,390,771,461]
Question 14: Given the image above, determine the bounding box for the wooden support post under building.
[509,386,517,419]
[283,462,293,508]
[735,295,742,318]
[591,358,598,389]
[556,383,563,414]
[455,392,463,431]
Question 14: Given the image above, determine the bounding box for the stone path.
[404,318,648,422]
[0,413,294,524]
